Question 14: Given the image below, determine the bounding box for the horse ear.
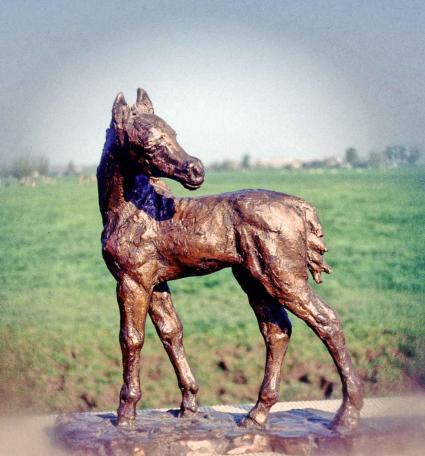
[112,92,130,129]
[133,88,154,114]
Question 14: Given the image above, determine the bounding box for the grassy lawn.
[0,167,424,414]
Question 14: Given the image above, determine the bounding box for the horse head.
[111,88,204,190]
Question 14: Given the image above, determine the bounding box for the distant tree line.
[208,145,424,171]
[344,146,423,168]
[0,155,50,179]
[0,156,97,180]
[1,145,423,180]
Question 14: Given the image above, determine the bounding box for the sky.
[1,0,424,166]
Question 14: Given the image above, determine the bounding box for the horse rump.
[285,197,332,284]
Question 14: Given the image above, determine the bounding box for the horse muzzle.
[182,158,204,190]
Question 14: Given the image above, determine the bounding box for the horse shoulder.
[102,208,161,277]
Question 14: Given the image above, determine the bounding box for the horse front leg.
[116,274,151,426]
[149,283,199,416]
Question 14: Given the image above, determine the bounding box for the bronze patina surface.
[96,88,364,431]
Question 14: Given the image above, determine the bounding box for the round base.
[53,408,425,455]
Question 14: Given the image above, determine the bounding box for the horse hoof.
[329,403,360,433]
[178,407,198,418]
[116,415,136,427]
[238,415,265,430]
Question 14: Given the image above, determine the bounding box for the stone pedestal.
[53,407,425,455]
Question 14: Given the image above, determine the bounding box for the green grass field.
[0,168,424,415]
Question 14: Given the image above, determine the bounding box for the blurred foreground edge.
[1,396,424,455]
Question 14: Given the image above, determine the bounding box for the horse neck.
[97,127,177,224]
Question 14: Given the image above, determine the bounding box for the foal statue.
[97,88,364,431]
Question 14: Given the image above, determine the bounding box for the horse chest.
[102,214,160,274]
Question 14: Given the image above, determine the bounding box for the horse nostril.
[187,160,204,182]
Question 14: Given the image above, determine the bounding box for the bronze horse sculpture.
[97,88,364,431]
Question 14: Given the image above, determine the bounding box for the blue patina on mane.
[125,174,175,221]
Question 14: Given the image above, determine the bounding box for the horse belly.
[160,228,240,280]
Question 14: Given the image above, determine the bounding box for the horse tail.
[286,197,332,284]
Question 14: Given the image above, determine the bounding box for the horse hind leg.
[233,267,292,429]
[269,273,364,431]
[149,282,199,416]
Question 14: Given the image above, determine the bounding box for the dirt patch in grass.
[1,334,423,417]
